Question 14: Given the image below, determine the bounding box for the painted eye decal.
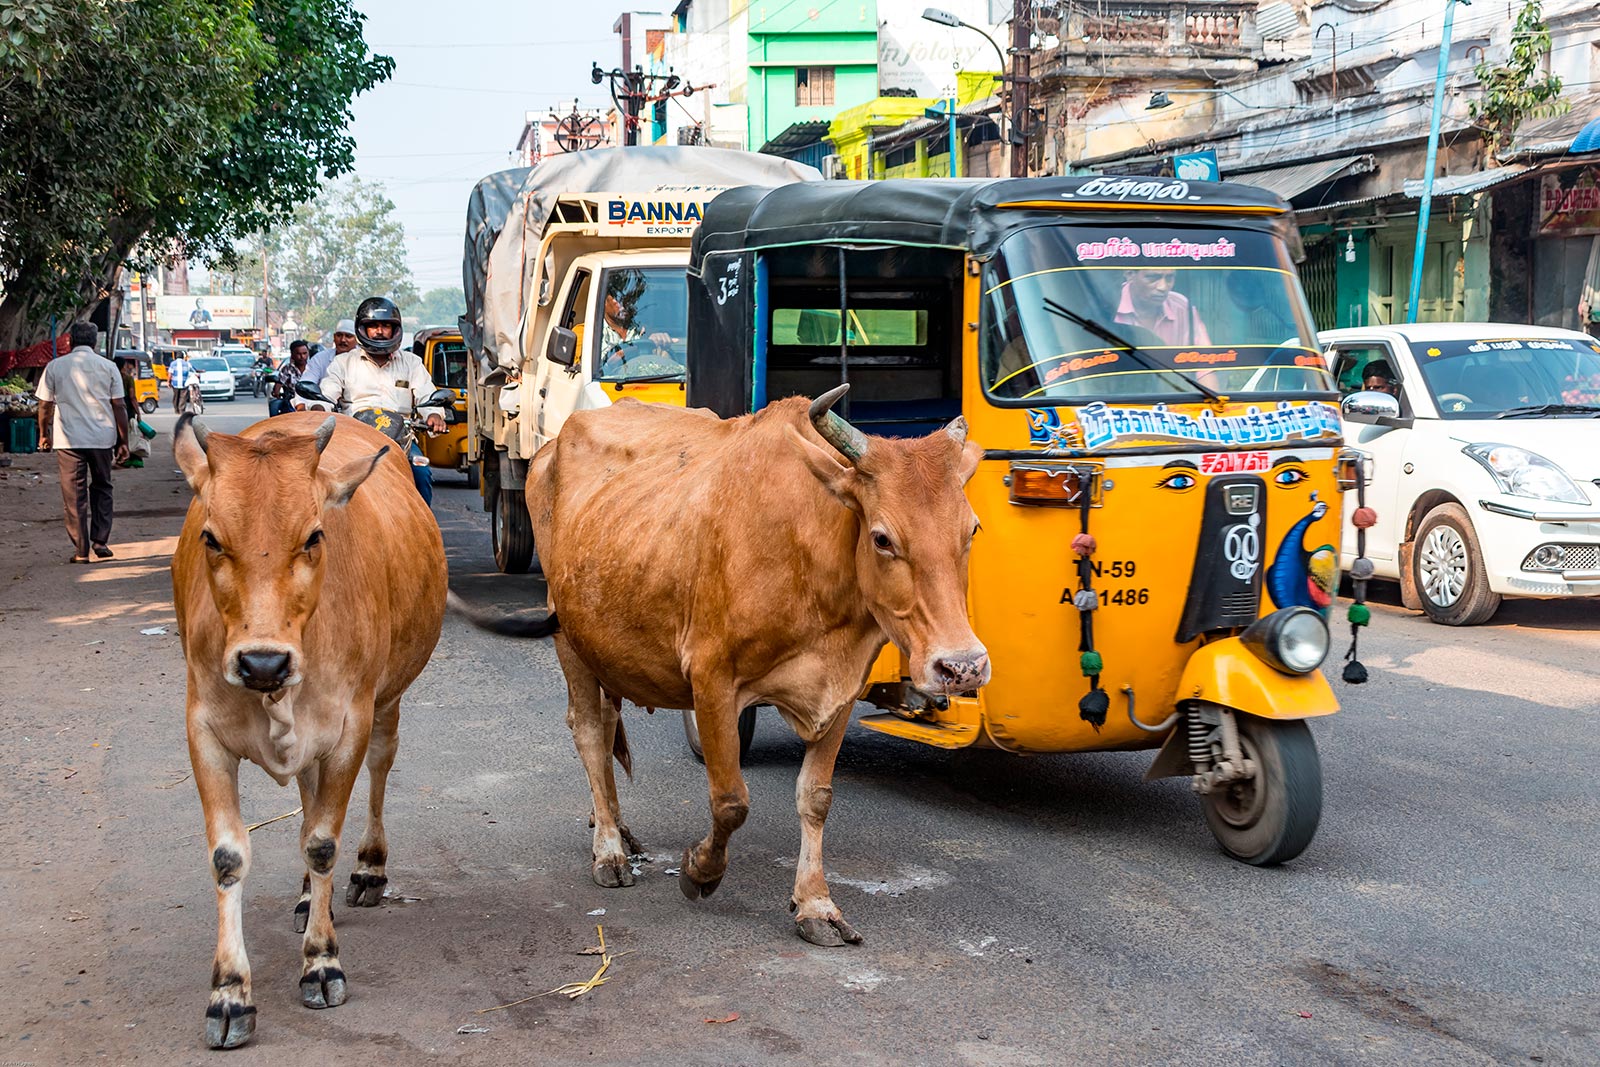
[1156,471,1197,492]
[1273,466,1310,487]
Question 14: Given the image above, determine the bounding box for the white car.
[187,355,237,401]
[1321,323,1600,624]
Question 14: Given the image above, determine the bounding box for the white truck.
[460,146,818,572]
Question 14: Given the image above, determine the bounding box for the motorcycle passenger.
[270,340,309,417]
[320,297,446,504]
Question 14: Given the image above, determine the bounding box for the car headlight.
[1239,607,1329,675]
[1462,443,1589,504]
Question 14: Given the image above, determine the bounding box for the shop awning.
[1401,165,1532,198]
[1231,154,1376,200]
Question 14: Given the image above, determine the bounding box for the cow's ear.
[787,425,860,512]
[322,446,390,509]
[956,439,982,485]
[173,415,210,492]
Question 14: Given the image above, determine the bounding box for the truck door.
[535,267,593,451]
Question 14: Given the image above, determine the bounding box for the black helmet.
[355,296,403,357]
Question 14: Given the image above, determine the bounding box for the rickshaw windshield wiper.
[607,373,683,384]
[1040,298,1223,403]
[1495,403,1600,419]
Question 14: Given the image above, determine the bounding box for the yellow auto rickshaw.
[683,175,1365,865]
[412,326,476,486]
[113,349,161,413]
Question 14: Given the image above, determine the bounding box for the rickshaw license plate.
[1224,484,1259,515]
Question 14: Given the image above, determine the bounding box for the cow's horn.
[808,384,869,462]
[312,416,336,454]
[188,417,210,455]
[944,415,969,447]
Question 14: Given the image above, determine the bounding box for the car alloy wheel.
[1418,523,1467,607]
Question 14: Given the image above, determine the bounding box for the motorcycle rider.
[320,297,446,504]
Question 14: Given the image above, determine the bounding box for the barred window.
[796,66,835,107]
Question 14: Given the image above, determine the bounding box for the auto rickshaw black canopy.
[686,176,1297,417]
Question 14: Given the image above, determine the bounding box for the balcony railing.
[1053,1,1260,59]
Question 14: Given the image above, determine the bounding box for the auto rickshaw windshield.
[981,224,1333,403]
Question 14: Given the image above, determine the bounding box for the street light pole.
[1406,0,1464,324]
[922,7,1013,175]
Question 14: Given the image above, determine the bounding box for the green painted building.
[747,0,879,153]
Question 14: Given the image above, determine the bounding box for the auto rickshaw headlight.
[1240,607,1329,675]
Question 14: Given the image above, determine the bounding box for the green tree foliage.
[408,287,467,331]
[267,178,417,337]
[1470,0,1567,158]
[0,1,391,348]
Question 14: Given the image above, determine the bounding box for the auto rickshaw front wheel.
[682,707,757,766]
[1202,716,1321,866]
[140,398,158,414]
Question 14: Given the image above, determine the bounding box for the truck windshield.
[981,224,1332,403]
[596,267,688,383]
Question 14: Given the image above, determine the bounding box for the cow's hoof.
[795,916,864,947]
[346,871,387,908]
[592,858,636,889]
[204,999,257,1049]
[677,848,723,900]
[299,965,348,1009]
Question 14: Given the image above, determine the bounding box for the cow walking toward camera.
[171,412,446,1049]
[452,386,988,946]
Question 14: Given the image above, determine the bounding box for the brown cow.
[452,386,987,946]
[172,412,446,1048]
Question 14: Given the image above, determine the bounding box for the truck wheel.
[682,707,758,766]
[1203,716,1321,866]
[140,398,158,414]
[492,488,535,574]
[1412,503,1500,626]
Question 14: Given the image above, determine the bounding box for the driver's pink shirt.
[1114,283,1211,346]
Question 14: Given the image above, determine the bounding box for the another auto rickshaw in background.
[113,349,161,413]
[683,175,1367,865]
[412,326,476,486]
[148,344,186,384]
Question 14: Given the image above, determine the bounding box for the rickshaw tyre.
[465,462,480,490]
[1412,504,1500,626]
[682,707,758,765]
[140,398,158,414]
[492,488,535,574]
[1203,716,1321,867]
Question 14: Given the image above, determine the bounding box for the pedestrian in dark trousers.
[35,322,129,564]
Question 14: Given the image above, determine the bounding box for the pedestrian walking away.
[35,321,129,563]
[167,351,194,413]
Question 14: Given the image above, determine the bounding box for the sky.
[346,0,634,292]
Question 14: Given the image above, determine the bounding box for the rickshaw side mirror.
[426,388,456,409]
[1340,390,1402,424]
[295,381,331,403]
[546,326,578,367]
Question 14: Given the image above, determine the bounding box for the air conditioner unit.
[821,153,845,180]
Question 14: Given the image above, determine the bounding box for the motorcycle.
[251,364,276,398]
[294,381,455,461]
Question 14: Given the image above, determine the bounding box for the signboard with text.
[877,0,1006,98]
[155,295,257,331]
[1537,165,1600,237]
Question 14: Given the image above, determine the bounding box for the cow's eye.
[200,530,222,552]
[871,529,895,555]
[304,529,324,552]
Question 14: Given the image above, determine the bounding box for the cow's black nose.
[237,651,291,690]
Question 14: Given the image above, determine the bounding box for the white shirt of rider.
[320,349,444,421]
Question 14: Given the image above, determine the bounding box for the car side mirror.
[1341,390,1401,423]
[546,326,578,367]
[295,381,330,403]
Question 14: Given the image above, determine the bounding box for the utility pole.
[1010,0,1032,177]
[592,63,689,147]
[1407,0,1464,323]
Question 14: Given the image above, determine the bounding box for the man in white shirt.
[321,297,445,504]
[303,319,357,389]
[167,352,194,413]
[35,322,130,563]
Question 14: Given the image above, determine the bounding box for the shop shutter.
[1300,238,1337,331]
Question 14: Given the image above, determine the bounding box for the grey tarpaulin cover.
[463,146,820,373]
[459,165,532,360]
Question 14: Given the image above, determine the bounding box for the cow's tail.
[446,590,560,639]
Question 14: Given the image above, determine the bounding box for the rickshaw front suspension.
[1186,704,1257,795]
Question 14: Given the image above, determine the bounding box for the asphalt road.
[2,395,1596,1066]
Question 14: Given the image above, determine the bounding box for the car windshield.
[225,354,253,369]
[1410,336,1600,418]
[191,358,227,372]
[595,267,687,382]
[981,223,1332,403]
